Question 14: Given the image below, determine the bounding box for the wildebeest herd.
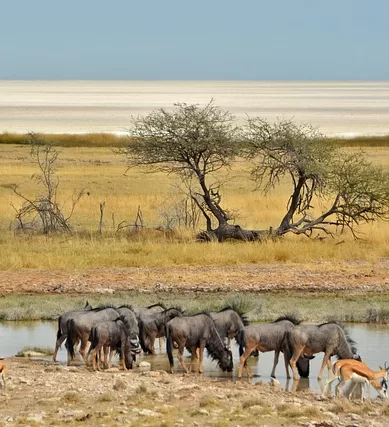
[52,301,389,400]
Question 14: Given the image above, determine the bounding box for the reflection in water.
[1,322,389,397]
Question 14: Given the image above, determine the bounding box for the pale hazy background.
[1,80,388,136]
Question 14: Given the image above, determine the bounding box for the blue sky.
[2,0,389,80]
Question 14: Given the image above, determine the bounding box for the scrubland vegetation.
[1,130,389,270]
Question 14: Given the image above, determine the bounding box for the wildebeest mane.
[163,306,184,314]
[117,304,134,311]
[218,304,249,326]
[147,303,167,310]
[274,314,301,325]
[93,304,117,312]
[185,311,212,318]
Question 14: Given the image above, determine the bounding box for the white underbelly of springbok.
[349,373,369,384]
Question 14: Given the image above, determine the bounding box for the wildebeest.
[116,305,141,363]
[166,312,233,374]
[132,303,167,320]
[285,321,360,381]
[53,301,92,362]
[116,305,140,336]
[66,305,120,365]
[133,303,167,350]
[88,314,140,371]
[237,315,311,379]
[139,307,184,354]
[210,305,249,347]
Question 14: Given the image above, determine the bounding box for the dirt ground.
[1,260,389,295]
[2,261,389,426]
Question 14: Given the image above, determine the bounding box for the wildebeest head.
[218,346,233,372]
[123,333,141,369]
[130,334,141,355]
[296,354,315,378]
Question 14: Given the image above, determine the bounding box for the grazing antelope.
[323,361,389,400]
[331,358,366,378]
[0,359,7,390]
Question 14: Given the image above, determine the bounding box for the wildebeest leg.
[325,357,333,379]
[106,346,113,369]
[289,346,305,381]
[189,347,199,373]
[118,342,127,370]
[79,338,90,366]
[150,332,157,355]
[66,336,79,365]
[177,344,189,373]
[91,346,100,371]
[238,344,256,379]
[317,352,331,380]
[283,352,291,379]
[158,336,164,351]
[53,334,66,362]
[270,350,280,379]
[198,345,205,374]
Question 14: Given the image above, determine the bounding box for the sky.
[2,0,389,80]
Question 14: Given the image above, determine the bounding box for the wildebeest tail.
[282,330,293,363]
[165,325,174,368]
[236,329,245,357]
[138,320,152,354]
[88,327,98,355]
[67,318,76,359]
[56,317,63,342]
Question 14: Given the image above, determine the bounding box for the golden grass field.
[1,138,389,270]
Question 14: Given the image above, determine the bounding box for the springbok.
[323,360,389,400]
[0,359,6,390]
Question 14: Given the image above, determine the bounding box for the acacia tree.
[122,101,259,241]
[244,118,389,238]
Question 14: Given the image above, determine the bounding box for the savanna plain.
[2,136,389,426]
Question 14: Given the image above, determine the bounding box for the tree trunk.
[197,224,273,242]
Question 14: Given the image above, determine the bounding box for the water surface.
[1,321,388,397]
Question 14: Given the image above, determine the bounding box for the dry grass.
[1,143,389,270]
[0,132,129,147]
